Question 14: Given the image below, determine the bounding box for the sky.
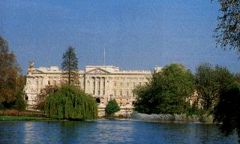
[0,0,239,73]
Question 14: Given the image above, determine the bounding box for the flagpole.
[104,47,106,66]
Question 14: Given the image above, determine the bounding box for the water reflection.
[23,122,33,144]
[0,120,238,144]
[91,120,135,143]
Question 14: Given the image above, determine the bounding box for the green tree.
[195,63,235,113]
[105,99,120,117]
[14,75,26,110]
[14,90,26,111]
[44,85,97,120]
[214,82,240,142]
[61,47,79,85]
[0,36,25,109]
[214,1,240,140]
[133,85,153,114]
[215,0,240,53]
[134,64,195,114]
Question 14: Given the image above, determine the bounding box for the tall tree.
[214,1,240,140]
[0,36,22,107]
[61,47,79,85]
[215,0,240,53]
[195,63,235,113]
[134,64,195,114]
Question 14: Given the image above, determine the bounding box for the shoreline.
[131,112,214,124]
[0,115,214,124]
[0,109,213,123]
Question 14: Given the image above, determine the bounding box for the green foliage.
[214,82,240,142]
[105,99,120,116]
[44,85,97,120]
[195,63,235,113]
[61,47,79,85]
[186,104,203,116]
[134,64,195,114]
[0,36,19,104]
[14,91,26,111]
[0,36,26,109]
[215,0,240,53]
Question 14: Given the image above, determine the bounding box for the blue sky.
[0,0,239,73]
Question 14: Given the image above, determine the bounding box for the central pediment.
[85,68,111,74]
[32,69,44,74]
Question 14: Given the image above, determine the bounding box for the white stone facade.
[24,64,155,117]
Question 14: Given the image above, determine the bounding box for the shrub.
[105,99,120,117]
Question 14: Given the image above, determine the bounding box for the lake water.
[0,120,238,144]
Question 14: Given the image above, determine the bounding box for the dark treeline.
[214,0,240,142]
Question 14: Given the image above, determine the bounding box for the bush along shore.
[131,112,214,123]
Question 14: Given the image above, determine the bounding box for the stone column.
[97,77,100,95]
[100,77,103,96]
[99,77,101,96]
[86,76,92,95]
[93,77,95,95]
[103,77,105,95]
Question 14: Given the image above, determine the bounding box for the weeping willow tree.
[44,85,97,120]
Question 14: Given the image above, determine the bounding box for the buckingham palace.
[24,63,161,116]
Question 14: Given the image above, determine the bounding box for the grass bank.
[0,109,87,121]
[0,109,52,121]
[0,109,45,117]
[0,115,51,121]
